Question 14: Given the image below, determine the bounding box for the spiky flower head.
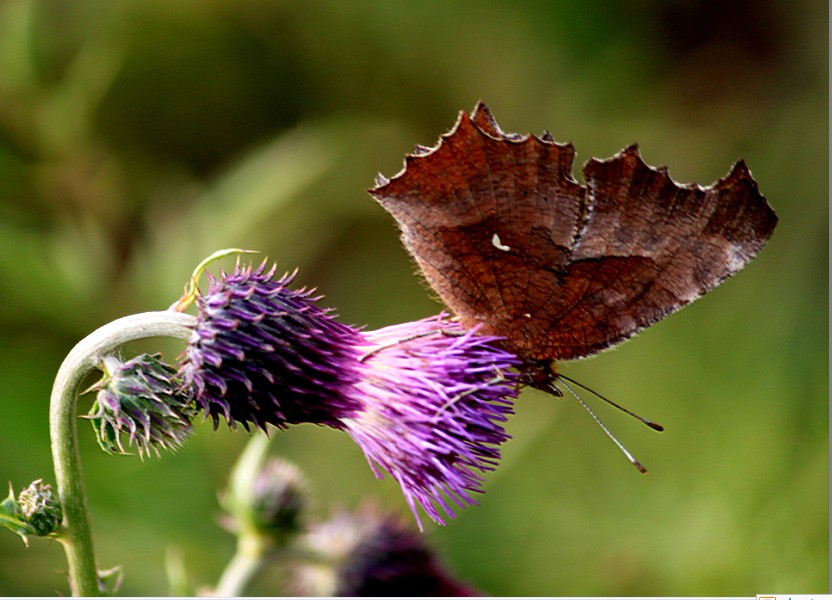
[248,458,308,540]
[290,503,479,596]
[220,452,309,547]
[86,353,194,458]
[345,315,519,527]
[179,263,363,431]
[177,257,520,525]
[16,479,62,537]
[1,480,62,544]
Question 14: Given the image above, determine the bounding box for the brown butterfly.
[370,102,777,397]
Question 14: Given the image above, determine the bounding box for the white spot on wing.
[727,242,750,273]
[492,233,511,252]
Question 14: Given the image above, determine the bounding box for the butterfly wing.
[370,102,777,361]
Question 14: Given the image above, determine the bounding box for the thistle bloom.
[179,262,520,525]
[87,353,193,458]
[290,504,480,596]
[344,316,518,526]
[180,265,363,431]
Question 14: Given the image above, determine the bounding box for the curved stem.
[49,311,196,596]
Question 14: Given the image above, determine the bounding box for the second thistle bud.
[248,459,308,541]
[17,479,62,537]
[0,480,62,544]
[86,353,194,458]
[220,435,309,548]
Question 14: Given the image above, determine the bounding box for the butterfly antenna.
[557,373,664,432]
[553,378,649,474]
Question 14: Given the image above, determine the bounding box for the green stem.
[49,311,196,596]
[213,434,272,596]
[213,533,270,597]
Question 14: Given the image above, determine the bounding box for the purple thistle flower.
[291,503,481,596]
[344,315,520,527]
[178,261,520,525]
[179,263,363,431]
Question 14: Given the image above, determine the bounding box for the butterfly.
[370,102,777,393]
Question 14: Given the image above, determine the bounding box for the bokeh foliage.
[0,0,826,595]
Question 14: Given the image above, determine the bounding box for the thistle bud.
[1,480,62,543]
[249,459,308,541]
[221,454,309,547]
[87,353,193,458]
[17,479,62,537]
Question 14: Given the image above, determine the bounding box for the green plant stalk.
[49,311,196,596]
[214,532,270,597]
[213,433,272,596]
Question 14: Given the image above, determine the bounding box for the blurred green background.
[0,0,826,596]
